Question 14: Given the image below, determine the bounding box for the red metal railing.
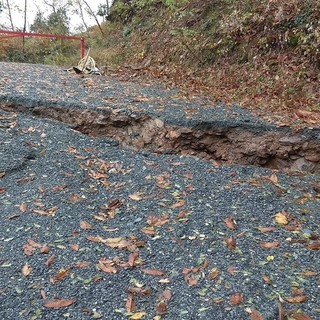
[0,29,85,58]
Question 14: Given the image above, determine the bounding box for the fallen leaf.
[290,313,312,320]
[128,287,151,296]
[40,245,50,254]
[285,295,308,303]
[40,289,47,300]
[225,236,236,249]
[270,172,278,184]
[156,301,167,315]
[80,221,92,230]
[69,194,82,203]
[230,292,243,305]
[170,200,186,208]
[129,193,143,201]
[209,268,219,280]
[55,269,69,281]
[140,226,156,236]
[250,308,264,320]
[259,241,280,248]
[22,264,32,277]
[128,252,140,267]
[129,311,146,320]
[185,275,198,286]
[19,202,27,213]
[43,299,76,309]
[227,265,236,275]
[126,293,135,313]
[224,217,237,230]
[75,261,90,268]
[262,274,272,284]
[46,255,55,267]
[141,269,165,276]
[306,242,320,250]
[52,185,67,192]
[98,261,117,274]
[274,211,288,225]
[162,289,172,301]
[70,244,79,251]
[256,226,276,232]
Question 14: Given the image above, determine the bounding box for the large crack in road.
[1,101,319,173]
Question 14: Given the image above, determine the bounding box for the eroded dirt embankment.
[1,101,319,173]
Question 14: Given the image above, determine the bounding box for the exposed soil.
[1,101,319,173]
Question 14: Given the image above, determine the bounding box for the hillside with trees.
[0,0,319,125]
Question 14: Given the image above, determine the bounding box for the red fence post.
[81,38,85,58]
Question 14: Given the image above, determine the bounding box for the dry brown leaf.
[262,274,272,284]
[70,244,79,251]
[230,292,243,305]
[19,202,27,213]
[22,264,32,277]
[274,211,288,225]
[185,275,198,286]
[156,301,167,315]
[128,287,151,296]
[126,293,135,313]
[290,313,312,320]
[227,265,236,275]
[98,261,117,274]
[128,252,140,267]
[141,268,165,276]
[224,217,237,230]
[176,209,189,219]
[140,226,156,235]
[170,200,186,208]
[270,172,278,184]
[40,245,50,254]
[256,226,276,233]
[259,241,280,249]
[209,268,219,280]
[28,239,43,248]
[278,302,285,320]
[162,289,172,301]
[68,194,82,203]
[129,193,143,201]
[225,236,236,249]
[55,269,69,281]
[80,221,92,230]
[0,187,6,193]
[45,255,55,267]
[40,289,47,300]
[285,295,308,303]
[249,308,264,320]
[43,299,76,309]
[306,242,320,250]
[52,185,67,192]
[75,261,90,268]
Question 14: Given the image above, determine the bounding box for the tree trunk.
[23,0,27,53]
[5,0,14,30]
[81,0,104,36]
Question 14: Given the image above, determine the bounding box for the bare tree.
[5,0,14,30]
[23,0,27,52]
[81,0,104,36]
[73,0,89,31]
